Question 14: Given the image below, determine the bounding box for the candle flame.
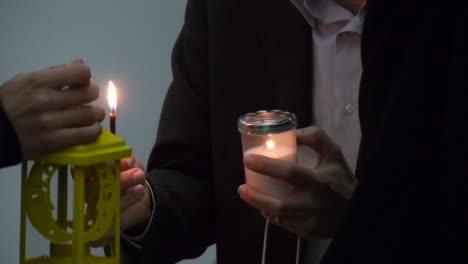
[266,140,276,150]
[107,80,117,112]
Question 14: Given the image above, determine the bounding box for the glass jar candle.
[238,110,297,198]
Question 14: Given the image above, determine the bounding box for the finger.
[270,196,326,218]
[47,64,67,70]
[276,216,319,238]
[121,185,145,210]
[133,156,145,171]
[280,191,346,217]
[121,168,145,191]
[29,83,99,112]
[120,157,133,171]
[45,59,84,71]
[285,214,343,238]
[296,126,342,160]
[46,83,100,110]
[90,226,114,248]
[120,155,145,172]
[36,106,105,131]
[278,193,319,217]
[32,63,91,89]
[310,164,356,200]
[120,198,149,231]
[264,206,333,238]
[256,191,327,219]
[244,154,325,189]
[238,184,282,216]
[32,123,102,156]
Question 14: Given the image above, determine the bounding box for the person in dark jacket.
[5,1,466,262]
[111,0,365,263]
[114,0,468,263]
[0,60,104,168]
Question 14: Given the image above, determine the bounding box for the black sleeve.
[0,100,22,168]
[131,0,215,263]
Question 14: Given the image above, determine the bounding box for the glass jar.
[238,110,297,198]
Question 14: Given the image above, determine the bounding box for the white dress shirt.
[291,0,365,172]
[290,0,365,262]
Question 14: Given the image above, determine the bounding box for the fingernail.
[120,158,129,168]
[94,107,105,121]
[134,170,146,183]
[244,156,255,168]
[72,58,84,64]
[133,185,146,200]
[238,185,246,198]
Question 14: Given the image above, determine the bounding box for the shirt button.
[345,104,355,115]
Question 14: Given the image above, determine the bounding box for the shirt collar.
[306,0,354,23]
[291,0,366,34]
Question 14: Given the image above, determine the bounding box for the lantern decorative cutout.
[20,128,131,264]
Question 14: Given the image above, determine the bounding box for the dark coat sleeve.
[0,101,22,168]
[131,0,215,263]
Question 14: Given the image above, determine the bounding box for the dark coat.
[0,101,22,168]
[323,1,468,263]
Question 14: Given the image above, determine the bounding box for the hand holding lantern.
[89,156,150,248]
[0,61,104,160]
[19,77,132,264]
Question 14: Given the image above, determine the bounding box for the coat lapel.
[253,0,313,127]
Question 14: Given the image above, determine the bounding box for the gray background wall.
[0,1,215,263]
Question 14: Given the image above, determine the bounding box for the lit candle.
[238,110,298,198]
[243,137,296,198]
[107,81,117,134]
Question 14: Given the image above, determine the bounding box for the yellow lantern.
[20,128,131,264]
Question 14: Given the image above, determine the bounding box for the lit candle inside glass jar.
[238,110,297,198]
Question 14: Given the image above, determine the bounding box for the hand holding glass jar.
[238,111,357,238]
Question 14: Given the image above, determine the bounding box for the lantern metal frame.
[20,128,131,264]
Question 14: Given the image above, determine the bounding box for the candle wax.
[110,112,116,134]
[244,145,296,198]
